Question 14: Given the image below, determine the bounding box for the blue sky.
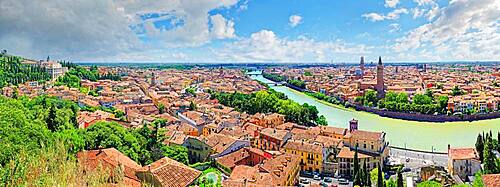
[0,0,498,63]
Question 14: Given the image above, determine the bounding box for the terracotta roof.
[138,157,201,187]
[283,140,322,154]
[76,148,142,187]
[482,174,500,187]
[216,148,251,169]
[314,135,342,148]
[448,148,479,160]
[345,129,384,141]
[260,128,290,141]
[226,154,300,186]
[336,147,372,159]
[203,133,238,154]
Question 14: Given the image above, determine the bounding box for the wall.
[355,105,500,122]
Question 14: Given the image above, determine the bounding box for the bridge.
[247,72,262,76]
[263,81,286,86]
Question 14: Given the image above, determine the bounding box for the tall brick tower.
[360,56,365,73]
[376,56,385,98]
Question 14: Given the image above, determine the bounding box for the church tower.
[376,56,385,98]
[360,56,365,73]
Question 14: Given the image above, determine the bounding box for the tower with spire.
[376,56,385,98]
[360,56,365,74]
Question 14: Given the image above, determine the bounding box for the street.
[389,147,448,169]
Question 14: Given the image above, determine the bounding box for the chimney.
[448,144,451,153]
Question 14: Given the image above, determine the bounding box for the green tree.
[158,103,165,114]
[483,135,498,174]
[472,172,484,187]
[364,89,378,107]
[377,164,384,187]
[476,133,484,161]
[362,160,368,185]
[190,100,197,111]
[315,115,328,126]
[47,105,57,132]
[353,145,361,186]
[397,170,403,187]
[424,90,434,99]
[413,94,432,105]
[452,86,464,96]
[417,181,441,187]
[396,92,409,103]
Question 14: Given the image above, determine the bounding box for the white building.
[447,147,481,181]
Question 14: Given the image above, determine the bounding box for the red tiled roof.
[76,148,142,187]
[482,174,500,187]
[138,157,201,187]
[448,148,479,160]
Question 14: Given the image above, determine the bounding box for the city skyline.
[0,0,499,63]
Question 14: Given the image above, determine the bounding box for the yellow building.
[202,122,217,136]
[283,140,323,173]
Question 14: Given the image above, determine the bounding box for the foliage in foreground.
[0,142,115,187]
[0,95,188,184]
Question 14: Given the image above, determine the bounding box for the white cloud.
[0,0,241,60]
[210,14,236,39]
[411,0,440,20]
[289,15,303,27]
[389,23,401,33]
[214,30,372,62]
[392,0,500,60]
[385,0,400,8]
[363,8,409,22]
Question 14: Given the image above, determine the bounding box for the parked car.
[300,179,310,184]
[320,181,328,187]
[324,177,333,183]
[313,175,321,180]
[338,178,349,185]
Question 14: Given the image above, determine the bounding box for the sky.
[0,0,499,63]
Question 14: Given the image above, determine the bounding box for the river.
[250,73,499,152]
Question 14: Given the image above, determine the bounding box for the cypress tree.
[47,105,57,132]
[367,169,372,187]
[483,136,498,174]
[362,160,368,185]
[476,133,484,161]
[354,144,361,185]
[397,170,403,187]
[377,163,384,187]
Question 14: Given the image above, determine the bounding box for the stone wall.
[355,105,500,122]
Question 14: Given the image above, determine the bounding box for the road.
[389,147,448,169]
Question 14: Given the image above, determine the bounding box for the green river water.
[251,74,499,152]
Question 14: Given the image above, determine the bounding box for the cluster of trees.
[210,90,327,126]
[307,92,342,105]
[350,144,405,187]
[56,66,121,88]
[262,72,285,82]
[356,90,450,115]
[451,85,465,96]
[0,56,51,88]
[0,95,188,171]
[475,131,500,174]
[287,79,306,89]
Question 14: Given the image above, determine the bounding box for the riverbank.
[285,83,500,123]
[251,73,499,152]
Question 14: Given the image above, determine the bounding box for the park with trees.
[210,89,328,126]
